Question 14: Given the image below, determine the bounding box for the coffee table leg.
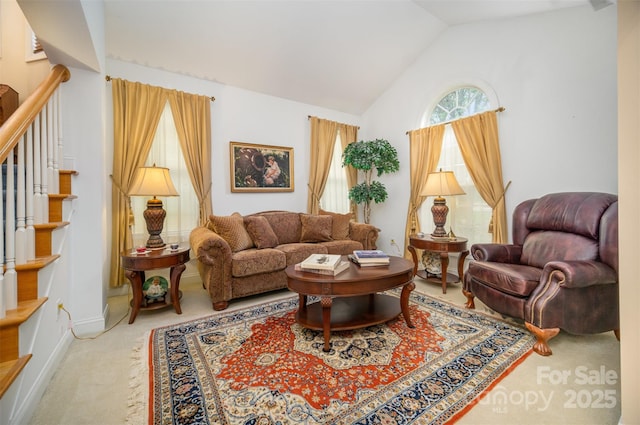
[400,281,416,328]
[321,296,332,352]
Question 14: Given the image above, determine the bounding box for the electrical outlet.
[56,299,63,310]
[390,238,396,245]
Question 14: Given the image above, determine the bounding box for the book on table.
[300,253,343,271]
[295,260,350,276]
[348,254,389,267]
[352,250,390,264]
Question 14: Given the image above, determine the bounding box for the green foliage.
[342,138,400,176]
[341,138,400,223]
[348,181,388,205]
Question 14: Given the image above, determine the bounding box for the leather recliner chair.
[463,192,619,356]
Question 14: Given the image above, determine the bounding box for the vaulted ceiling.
[19,0,595,114]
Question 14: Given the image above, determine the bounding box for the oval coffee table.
[285,255,415,352]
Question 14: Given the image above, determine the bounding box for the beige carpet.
[30,276,621,424]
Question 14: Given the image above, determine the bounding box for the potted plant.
[342,138,400,224]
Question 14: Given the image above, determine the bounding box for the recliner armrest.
[470,243,522,264]
[542,260,618,289]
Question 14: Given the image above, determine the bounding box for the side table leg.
[400,280,416,328]
[124,269,143,324]
[321,296,332,352]
[458,250,469,285]
[440,252,450,294]
[407,245,418,276]
[170,263,186,315]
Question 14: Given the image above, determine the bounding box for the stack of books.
[296,253,350,276]
[348,249,390,267]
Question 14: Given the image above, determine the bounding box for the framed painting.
[230,142,294,192]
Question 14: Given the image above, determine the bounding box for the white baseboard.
[11,331,74,425]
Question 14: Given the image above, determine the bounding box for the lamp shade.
[129,165,179,197]
[421,170,465,197]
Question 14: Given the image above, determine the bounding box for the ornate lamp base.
[431,196,449,238]
[143,198,167,249]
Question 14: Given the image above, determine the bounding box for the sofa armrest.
[189,226,233,306]
[349,222,379,250]
[189,225,232,266]
[541,260,618,289]
[470,243,522,264]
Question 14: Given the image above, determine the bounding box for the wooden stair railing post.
[0,65,71,397]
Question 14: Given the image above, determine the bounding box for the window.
[131,103,199,246]
[419,87,493,245]
[319,131,350,214]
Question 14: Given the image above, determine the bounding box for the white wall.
[362,5,618,252]
[106,60,362,218]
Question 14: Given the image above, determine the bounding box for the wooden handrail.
[0,64,70,163]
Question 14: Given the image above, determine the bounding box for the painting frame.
[230,141,294,192]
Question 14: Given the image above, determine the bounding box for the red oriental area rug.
[128,291,534,424]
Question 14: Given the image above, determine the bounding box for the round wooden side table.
[407,234,468,294]
[121,246,190,324]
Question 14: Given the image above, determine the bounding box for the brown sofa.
[190,210,379,310]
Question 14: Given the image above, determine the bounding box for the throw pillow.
[319,209,352,240]
[208,212,254,252]
[300,214,333,242]
[243,215,279,249]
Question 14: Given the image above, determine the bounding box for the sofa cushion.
[260,212,302,244]
[320,209,352,240]
[276,243,328,265]
[243,215,279,249]
[231,248,286,277]
[208,213,254,252]
[300,214,333,242]
[318,240,363,255]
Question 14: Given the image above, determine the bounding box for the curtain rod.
[307,115,360,129]
[105,75,215,102]
[405,106,505,135]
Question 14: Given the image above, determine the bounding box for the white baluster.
[15,135,27,264]
[0,162,4,319]
[46,99,57,196]
[33,113,43,224]
[4,151,17,310]
[26,118,35,260]
[41,105,49,223]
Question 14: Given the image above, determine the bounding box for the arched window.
[419,87,493,245]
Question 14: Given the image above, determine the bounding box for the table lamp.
[421,169,465,238]
[129,164,179,249]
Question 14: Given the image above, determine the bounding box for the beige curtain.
[109,79,168,287]
[451,110,508,243]
[168,90,212,225]
[403,125,445,258]
[337,123,358,218]
[307,117,339,214]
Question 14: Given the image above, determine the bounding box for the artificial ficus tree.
[342,138,400,224]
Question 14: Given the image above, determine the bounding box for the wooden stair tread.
[0,298,48,328]
[59,169,78,176]
[34,221,70,230]
[14,255,59,272]
[48,193,77,200]
[0,355,32,398]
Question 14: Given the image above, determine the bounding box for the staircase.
[0,65,74,403]
[0,169,77,397]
